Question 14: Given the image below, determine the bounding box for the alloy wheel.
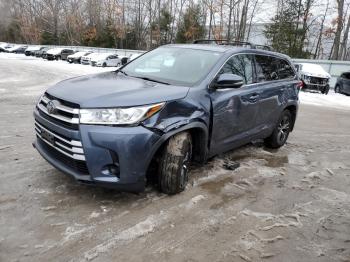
[277,115,290,144]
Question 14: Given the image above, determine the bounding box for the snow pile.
[299,91,350,110]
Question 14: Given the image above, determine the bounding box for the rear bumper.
[33,108,162,192]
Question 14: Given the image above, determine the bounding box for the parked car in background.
[44,48,59,60]
[46,48,74,60]
[6,45,28,54]
[91,53,121,67]
[33,41,299,194]
[335,72,350,95]
[120,53,141,65]
[25,46,45,56]
[0,43,12,52]
[81,53,100,65]
[294,63,331,94]
[35,47,50,58]
[60,49,76,60]
[67,51,92,63]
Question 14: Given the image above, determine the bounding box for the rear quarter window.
[255,55,295,82]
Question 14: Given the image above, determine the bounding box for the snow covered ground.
[299,91,350,110]
[0,52,116,76]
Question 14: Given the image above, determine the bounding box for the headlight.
[303,75,311,82]
[79,103,165,125]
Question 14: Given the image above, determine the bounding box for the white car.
[295,63,331,94]
[91,54,122,67]
[67,51,92,63]
[6,45,28,53]
[81,53,100,65]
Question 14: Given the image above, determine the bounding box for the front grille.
[37,94,80,130]
[35,94,89,175]
[310,77,328,85]
[35,120,85,161]
[81,58,90,65]
[37,137,89,175]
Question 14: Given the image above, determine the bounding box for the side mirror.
[213,73,244,89]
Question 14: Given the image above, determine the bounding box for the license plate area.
[41,129,55,145]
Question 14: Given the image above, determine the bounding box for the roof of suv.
[164,43,290,60]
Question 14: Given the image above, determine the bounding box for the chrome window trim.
[207,52,297,90]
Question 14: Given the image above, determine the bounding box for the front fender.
[142,121,209,170]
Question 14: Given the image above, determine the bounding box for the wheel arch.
[145,122,209,182]
[284,104,297,131]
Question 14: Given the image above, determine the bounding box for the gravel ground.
[0,54,350,262]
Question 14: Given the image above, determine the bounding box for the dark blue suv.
[33,41,299,194]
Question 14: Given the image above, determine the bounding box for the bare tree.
[332,0,345,60]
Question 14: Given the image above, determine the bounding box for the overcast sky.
[253,0,339,24]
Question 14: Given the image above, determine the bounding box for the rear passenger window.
[255,55,295,82]
[219,54,254,84]
[277,59,295,79]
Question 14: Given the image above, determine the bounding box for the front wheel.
[158,132,192,195]
[265,110,292,149]
[321,84,330,95]
[102,62,107,67]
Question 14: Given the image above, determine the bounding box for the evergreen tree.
[265,0,313,58]
[176,4,206,43]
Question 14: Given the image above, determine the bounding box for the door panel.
[210,54,260,154]
[254,55,296,131]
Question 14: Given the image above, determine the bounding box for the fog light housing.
[101,164,120,178]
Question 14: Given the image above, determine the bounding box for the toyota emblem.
[47,100,58,114]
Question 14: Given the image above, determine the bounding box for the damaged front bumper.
[33,108,164,192]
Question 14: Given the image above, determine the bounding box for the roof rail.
[193,39,256,49]
[255,44,272,51]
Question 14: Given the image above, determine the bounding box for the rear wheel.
[102,62,107,67]
[265,110,292,149]
[158,132,192,195]
[335,85,340,93]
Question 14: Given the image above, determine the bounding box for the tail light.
[297,81,303,90]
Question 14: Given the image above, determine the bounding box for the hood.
[47,48,64,55]
[46,72,190,108]
[299,63,331,78]
[69,52,85,58]
[301,69,331,79]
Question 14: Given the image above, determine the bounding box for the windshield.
[122,47,222,86]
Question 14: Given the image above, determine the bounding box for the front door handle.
[248,93,260,102]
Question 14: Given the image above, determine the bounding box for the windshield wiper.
[117,69,128,76]
[134,76,170,85]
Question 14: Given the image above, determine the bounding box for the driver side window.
[219,54,254,85]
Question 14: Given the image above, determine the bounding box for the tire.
[102,62,107,67]
[321,84,329,95]
[335,85,340,93]
[264,110,292,149]
[158,132,192,195]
